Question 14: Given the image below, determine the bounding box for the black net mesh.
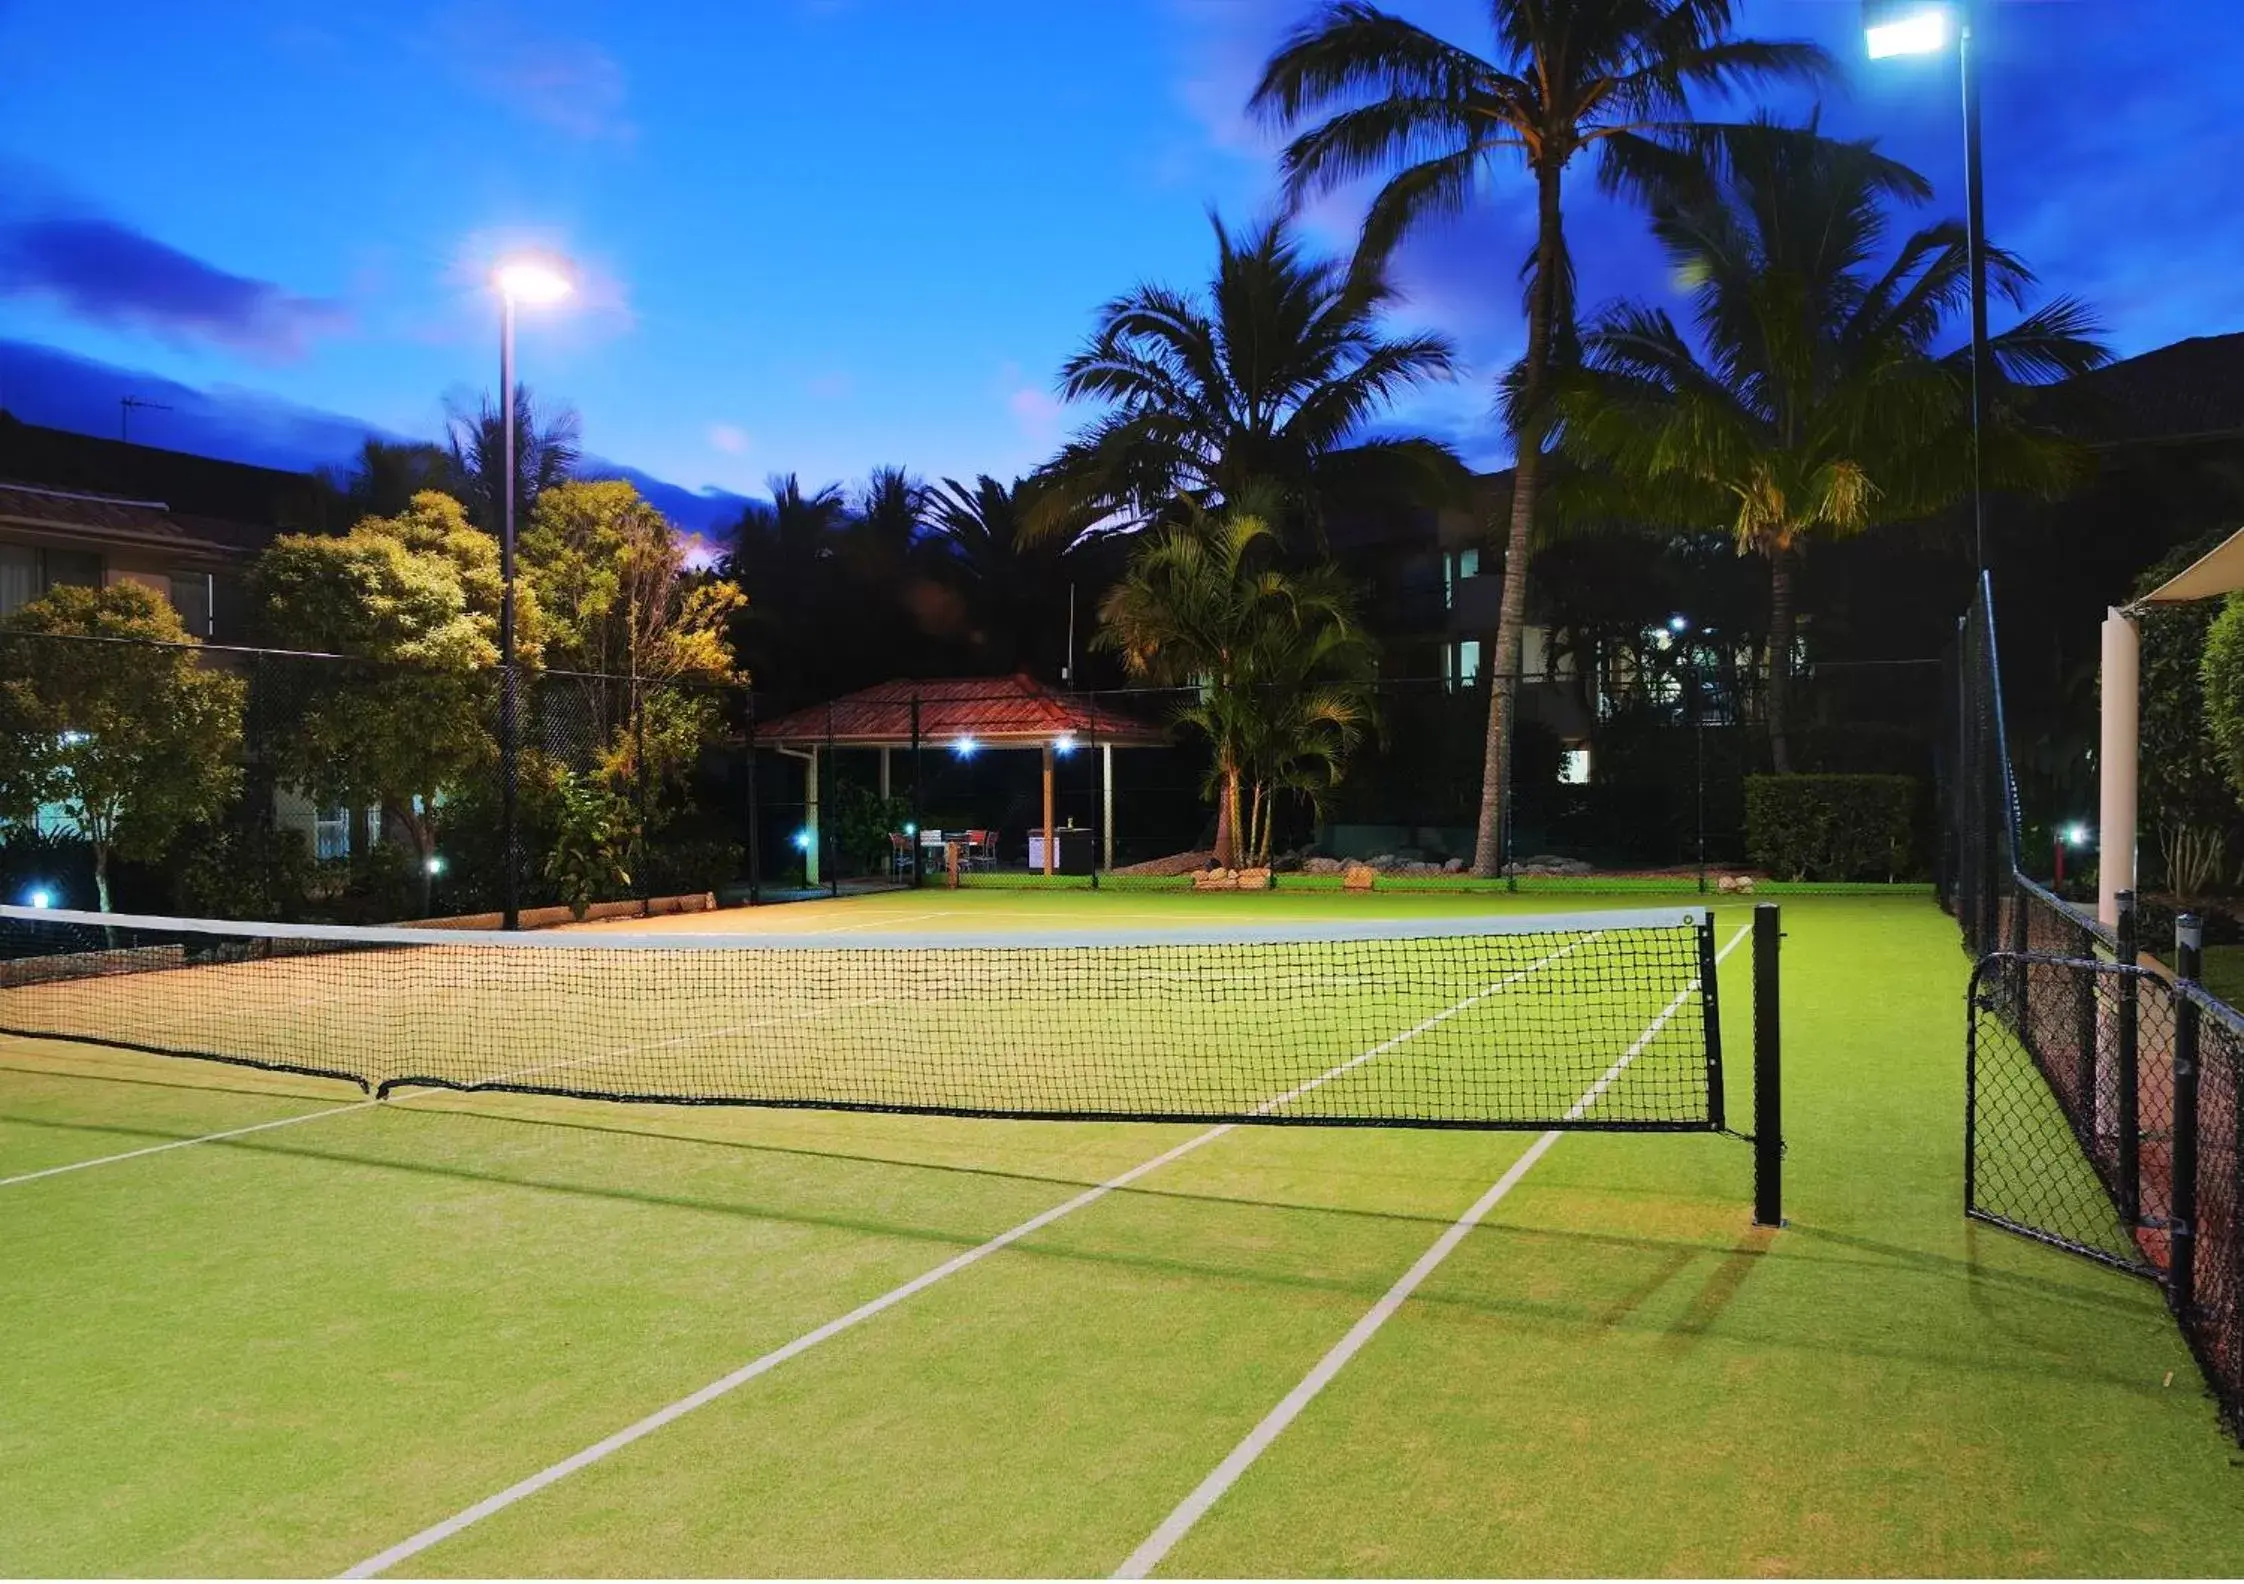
[0,904,1724,1131]
[1972,952,2244,1433]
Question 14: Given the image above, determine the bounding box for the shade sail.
[2134,523,2244,607]
[757,673,1170,750]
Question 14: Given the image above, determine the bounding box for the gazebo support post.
[1102,743,1115,872]
[878,746,891,802]
[1042,743,1056,877]
[805,745,821,889]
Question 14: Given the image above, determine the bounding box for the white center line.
[1110,920,1752,1580]
[336,936,1594,1579]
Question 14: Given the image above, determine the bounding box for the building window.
[0,544,109,616]
[1443,639,1482,689]
[1559,746,1591,785]
[168,574,213,638]
[1441,547,1481,609]
[313,807,352,861]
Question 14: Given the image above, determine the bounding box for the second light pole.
[492,255,573,929]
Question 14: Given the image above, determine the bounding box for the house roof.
[0,480,263,563]
[2031,332,2244,446]
[758,674,1170,750]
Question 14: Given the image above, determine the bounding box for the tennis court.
[4,889,2240,1576]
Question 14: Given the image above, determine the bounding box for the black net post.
[1753,902,1783,1227]
[2117,889,2141,1221]
[632,682,650,908]
[825,699,839,899]
[1699,911,1725,1132]
[745,690,762,905]
[2174,915,2204,1319]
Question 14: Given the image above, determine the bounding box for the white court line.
[337,937,1592,1578]
[1111,920,1752,1580]
[0,1099,377,1189]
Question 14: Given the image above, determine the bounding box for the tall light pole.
[1865,0,1992,574]
[491,254,573,929]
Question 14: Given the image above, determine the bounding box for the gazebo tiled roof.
[757,673,1170,750]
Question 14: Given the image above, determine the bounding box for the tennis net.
[0,904,1732,1131]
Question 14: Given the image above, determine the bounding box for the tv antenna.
[120,395,173,443]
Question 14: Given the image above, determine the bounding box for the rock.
[1342,863,1378,891]
[1237,867,1272,891]
[1736,876,1756,894]
[1112,850,1215,878]
[1193,868,1239,891]
[1443,857,1467,873]
[1271,852,1303,874]
[1717,874,1739,893]
[1303,855,1344,875]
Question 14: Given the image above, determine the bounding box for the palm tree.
[1253,0,1831,872]
[1041,216,1466,543]
[445,384,583,531]
[927,474,1106,679]
[1552,118,2107,770]
[721,474,852,700]
[1095,500,1376,865]
[331,438,458,520]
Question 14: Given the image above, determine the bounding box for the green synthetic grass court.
[3,890,2241,1577]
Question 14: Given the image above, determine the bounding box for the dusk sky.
[1,1,2238,527]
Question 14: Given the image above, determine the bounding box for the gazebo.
[757,675,1171,882]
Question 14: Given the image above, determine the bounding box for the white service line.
[1111,919,1752,1580]
[336,937,1592,1579]
[0,1099,377,1189]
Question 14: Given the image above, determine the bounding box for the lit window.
[1447,639,1482,687]
[1559,747,1591,785]
[1457,548,1480,578]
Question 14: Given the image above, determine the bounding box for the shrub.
[1745,774,1916,881]
[172,823,314,921]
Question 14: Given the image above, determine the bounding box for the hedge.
[1744,774,1916,882]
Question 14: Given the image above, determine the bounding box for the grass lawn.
[1,889,2238,1576]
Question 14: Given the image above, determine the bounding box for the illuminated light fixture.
[954,736,978,758]
[2063,822,2091,848]
[1668,615,1690,633]
[493,254,574,305]
[903,822,917,836]
[1865,5,1949,59]
[792,829,812,852]
[425,855,447,876]
[24,887,53,909]
[1054,733,1078,755]
[58,730,88,746]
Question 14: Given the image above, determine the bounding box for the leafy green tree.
[1253,0,1831,871]
[521,479,746,805]
[1042,216,1465,544]
[543,770,632,920]
[0,583,244,912]
[1096,499,1376,865]
[251,492,532,908]
[327,438,460,520]
[1553,119,2105,770]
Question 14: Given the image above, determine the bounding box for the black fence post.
[825,700,839,900]
[745,690,762,905]
[1753,903,1783,1227]
[909,693,923,888]
[2172,915,2203,1318]
[2116,888,2141,1222]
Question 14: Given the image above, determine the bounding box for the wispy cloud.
[432,1,636,143]
[707,421,750,454]
[0,214,349,361]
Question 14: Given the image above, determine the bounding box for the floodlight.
[955,736,979,758]
[494,254,574,305]
[25,887,52,909]
[1865,5,1950,58]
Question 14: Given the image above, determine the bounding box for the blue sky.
[1,0,2238,528]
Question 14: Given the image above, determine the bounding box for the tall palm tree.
[445,383,582,531]
[1095,500,1376,865]
[1253,0,1831,873]
[1553,118,2107,770]
[927,474,1101,679]
[721,474,853,701]
[1041,215,1466,542]
[331,438,458,520]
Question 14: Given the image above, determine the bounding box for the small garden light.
[24,887,53,909]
